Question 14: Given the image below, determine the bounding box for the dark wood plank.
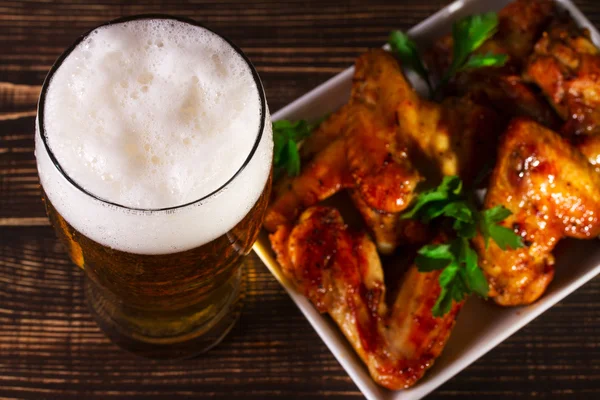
[0,0,599,399]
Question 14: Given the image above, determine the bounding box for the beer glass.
[35,15,273,358]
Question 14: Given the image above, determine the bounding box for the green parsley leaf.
[489,224,524,250]
[272,119,320,177]
[438,260,460,287]
[442,201,473,222]
[451,12,499,69]
[405,176,523,317]
[387,12,508,98]
[388,31,433,94]
[415,244,454,272]
[460,53,509,71]
[460,238,488,297]
[479,205,523,249]
[438,175,463,196]
[285,140,301,176]
[482,205,512,223]
[453,218,477,238]
[400,176,463,220]
[451,270,470,301]
[432,287,454,317]
[438,12,508,90]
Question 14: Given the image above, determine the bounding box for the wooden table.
[1,0,599,398]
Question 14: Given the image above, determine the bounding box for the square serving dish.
[253,0,600,398]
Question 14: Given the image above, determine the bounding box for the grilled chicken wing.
[271,206,461,389]
[475,118,600,306]
[427,0,558,127]
[486,0,556,69]
[265,50,424,249]
[264,138,353,232]
[525,18,600,135]
[428,0,555,75]
[353,50,501,184]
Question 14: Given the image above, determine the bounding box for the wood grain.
[0,0,599,399]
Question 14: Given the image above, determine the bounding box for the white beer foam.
[36,19,273,255]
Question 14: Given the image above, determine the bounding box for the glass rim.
[37,14,267,213]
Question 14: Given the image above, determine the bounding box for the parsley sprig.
[388,12,508,96]
[441,12,508,86]
[272,120,318,177]
[402,176,524,317]
[388,30,433,94]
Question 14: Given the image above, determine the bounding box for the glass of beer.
[35,15,273,358]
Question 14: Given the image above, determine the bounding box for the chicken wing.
[264,138,353,232]
[428,0,555,76]
[271,206,461,389]
[301,46,418,161]
[426,0,558,127]
[474,118,600,306]
[265,50,423,245]
[346,104,421,213]
[525,17,600,135]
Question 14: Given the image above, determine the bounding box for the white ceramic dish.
[253,0,600,399]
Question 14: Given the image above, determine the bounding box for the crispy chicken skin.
[271,206,461,390]
[475,118,600,306]
[525,18,600,135]
[394,89,501,184]
[485,0,556,69]
[346,104,421,213]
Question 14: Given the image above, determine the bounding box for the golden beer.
[35,15,273,358]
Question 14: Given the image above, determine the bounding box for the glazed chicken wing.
[270,206,461,389]
[353,52,501,184]
[264,138,353,232]
[525,17,600,135]
[427,0,559,127]
[265,50,424,249]
[346,104,421,213]
[475,118,600,306]
[428,0,555,75]
[352,50,501,184]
